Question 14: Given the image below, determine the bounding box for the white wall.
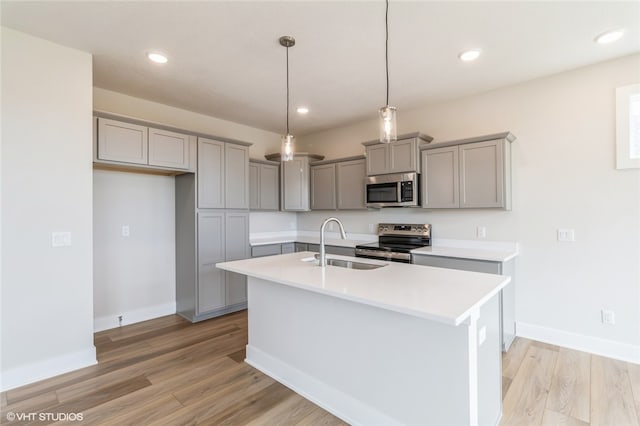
[93,170,176,331]
[1,28,95,390]
[298,54,640,362]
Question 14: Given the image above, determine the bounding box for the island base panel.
[245,277,501,425]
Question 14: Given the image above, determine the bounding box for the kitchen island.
[217,252,511,426]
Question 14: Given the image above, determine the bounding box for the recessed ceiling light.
[147,52,168,64]
[595,30,624,44]
[459,49,481,62]
[296,107,309,114]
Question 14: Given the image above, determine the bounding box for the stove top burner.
[355,223,432,263]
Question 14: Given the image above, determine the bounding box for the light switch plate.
[121,225,130,237]
[557,229,575,242]
[477,227,486,238]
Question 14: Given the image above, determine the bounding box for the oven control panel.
[377,223,431,237]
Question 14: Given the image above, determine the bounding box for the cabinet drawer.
[412,255,501,274]
[281,243,295,254]
[251,244,282,258]
[294,243,308,252]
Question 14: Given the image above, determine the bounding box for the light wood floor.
[1,311,639,425]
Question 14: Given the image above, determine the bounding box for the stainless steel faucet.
[319,217,347,267]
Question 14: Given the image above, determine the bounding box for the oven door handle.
[355,248,411,262]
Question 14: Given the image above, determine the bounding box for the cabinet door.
[249,162,260,210]
[294,243,308,252]
[390,138,418,173]
[251,244,282,257]
[197,211,226,314]
[283,158,310,211]
[259,164,280,210]
[337,159,366,210]
[460,140,504,208]
[281,243,295,254]
[148,127,190,169]
[421,147,460,209]
[365,144,389,175]
[225,211,249,305]
[311,163,337,210]
[225,144,250,209]
[198,138,225,209]
[97,118,148,165]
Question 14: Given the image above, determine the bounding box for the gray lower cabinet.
[306,244,356,257]
[176,173,250,322]
[251,244,283,257]
[294,243,308,252]
[281,242,295,254]
[421,132,515,210]
[249,160,279,211]
[412,254,515,352]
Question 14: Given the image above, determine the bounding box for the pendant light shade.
[279,35,296,161]
[379,0,397,143]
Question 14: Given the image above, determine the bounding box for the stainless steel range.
[355,223,431,263]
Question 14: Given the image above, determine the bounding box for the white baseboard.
[93,302,176,332]
[517,322,640,364]
[245,345,396,426]
[1,346,97,392]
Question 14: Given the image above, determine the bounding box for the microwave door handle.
[397,182,402,202]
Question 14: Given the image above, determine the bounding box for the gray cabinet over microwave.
[421,132,515,210]
[362,132,433,176]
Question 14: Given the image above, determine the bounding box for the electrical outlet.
[51,231,71,247]
[557,229,575,242]
[121,225,130,237]
[476,227,486,238]
[601,309,615,325]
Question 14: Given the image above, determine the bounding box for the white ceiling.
[2,1,639,136]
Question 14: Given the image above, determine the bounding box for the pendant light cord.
[385,0,389,107]
[286,45,290,135]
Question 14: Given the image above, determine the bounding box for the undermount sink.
[301,254,387,270]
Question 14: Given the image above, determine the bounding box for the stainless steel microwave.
[365,172,419,208]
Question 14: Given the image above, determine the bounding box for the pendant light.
[279,35,296,161]
[379,0,397,143]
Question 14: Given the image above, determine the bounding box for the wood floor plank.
[502,337,532,379]
[629,362,640,403]
[3,312,637,425]
[503,376,513,400]
[247,392,320,426]
[546,347,591,423]
[296,408,349,425]
[147,366,275,425]
[541,409,589,426]
[501,345,558,426]
[591,355,639,426]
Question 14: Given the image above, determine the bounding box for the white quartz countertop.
[217,252,511,326]
[249,231,377,248]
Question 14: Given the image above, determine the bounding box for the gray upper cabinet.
[421,132,515,210]
[264,153,324,212]
[225,144,250,209]
[148,127,190,170]
[362,133,433,176]
[459,140,505,208]
[311,163,337,210]
[198,138,225,209]
[310,157,367,211]
[249,160,279,211]
[97,118,148,165]
[198,138,250,209]
[421,146,460,209]
[95,117,195,172]
[336,159,366,210]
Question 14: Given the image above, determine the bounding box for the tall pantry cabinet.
[176,137,251,322]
